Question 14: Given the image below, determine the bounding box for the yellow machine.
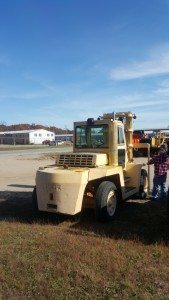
[138,129,169,155]
[33,112,148,221]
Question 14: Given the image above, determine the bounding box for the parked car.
[42,140,51,145]
[56,140,65,145]
[49,141,56,146]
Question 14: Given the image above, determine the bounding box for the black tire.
[167,142,169,155]
[139,169,148,199]
[32,186,39,213]
[95,181,119,221]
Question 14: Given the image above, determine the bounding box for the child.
[147,144,168,200]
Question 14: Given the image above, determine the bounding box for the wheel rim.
[107,190,117,216]
[141,175,148,193]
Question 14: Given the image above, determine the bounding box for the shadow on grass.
[0,189,168,244]
[68,200,169,245]
[0,190,66,225]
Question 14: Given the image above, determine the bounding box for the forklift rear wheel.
[32,186,39,213]
[95,181,119,221]
[139,169,148,199]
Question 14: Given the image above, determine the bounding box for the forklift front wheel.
[95,181,119,221]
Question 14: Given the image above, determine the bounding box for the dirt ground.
[0,154,54,192]
[0,152,55,220]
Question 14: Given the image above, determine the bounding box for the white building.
[0,129,55,145]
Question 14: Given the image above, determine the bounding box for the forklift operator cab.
[74,116,127,169]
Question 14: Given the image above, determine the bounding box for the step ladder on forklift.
[133,142,151,197]
[123,142,150,198]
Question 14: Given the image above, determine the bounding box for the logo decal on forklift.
[44,184,61,192]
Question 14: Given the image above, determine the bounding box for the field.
[0,150,168,299]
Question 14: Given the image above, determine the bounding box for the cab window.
[118,126,125,144]
[75,124,108,148]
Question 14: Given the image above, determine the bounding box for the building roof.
[0,129,54,135]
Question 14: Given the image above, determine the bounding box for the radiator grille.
[56,154,94,167]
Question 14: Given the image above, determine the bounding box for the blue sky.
[0,0,169,129]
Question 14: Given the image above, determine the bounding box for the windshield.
[75,124,109,148]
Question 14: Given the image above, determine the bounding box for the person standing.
[147,144,168,200]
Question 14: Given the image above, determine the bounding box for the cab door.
[117,125,126,167]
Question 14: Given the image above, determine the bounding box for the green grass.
[0,192,169,299]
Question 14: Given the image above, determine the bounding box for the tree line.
[0,123,73,134]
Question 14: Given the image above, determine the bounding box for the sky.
[0,0,169,130]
